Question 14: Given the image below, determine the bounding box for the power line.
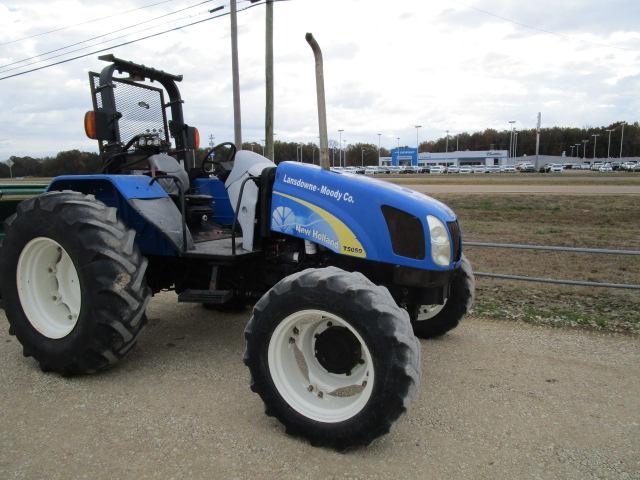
[0,0,223,71]
[0,7,231,74]
[0,0,284,82]
[456,2,634,52]
[0,0,176,47]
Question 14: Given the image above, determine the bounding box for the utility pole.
[592,133,600,159]
[265,0,274,160]
[582,139,588,160]
[570,145,575,157]
[619,121,626,158]
[377,133,381,166]
[575,143,581,158]
[508,120,515,158]
[514,132,518,158]
[535,112,541,164]
[361,148,364,167]
[445,130,449,153]
[456,135,459,151]
[230,0,242,147]
[415,125,421,154]
[606,129,614,158]
[338,129,344,167]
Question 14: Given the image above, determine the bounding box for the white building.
[417,150,509,167]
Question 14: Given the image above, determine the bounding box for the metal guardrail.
[465,241,640,290]
[465,241,640,256]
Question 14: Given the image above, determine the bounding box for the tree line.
[2,122,637,177]
[420,121,639,158]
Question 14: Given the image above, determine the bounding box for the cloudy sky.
[0,0,639,159]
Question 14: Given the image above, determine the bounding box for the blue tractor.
[0,55,474,449]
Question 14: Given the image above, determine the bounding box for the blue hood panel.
[270,162,460,271]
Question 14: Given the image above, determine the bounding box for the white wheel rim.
[16,237,81,339]
[415,301,446,321]
[267,309,375,423]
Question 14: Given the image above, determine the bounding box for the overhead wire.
[0,0,287,82]
[0,0,175,47]
[0,0,223,71]
[455,1,634,52]
[0,3,230,74]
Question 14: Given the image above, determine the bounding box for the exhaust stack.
[305,33,329,170]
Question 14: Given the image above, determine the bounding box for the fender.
[47,174,191,256]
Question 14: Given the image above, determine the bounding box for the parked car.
[446,166,460,174]
[621,161,637,171]
[364,166,378,175]
[590,162,604,171]
[486,165,501,174]
[598,163,613,172]
[516,162,535,172]
[459,166,473,174]
[500,165,516,173]
[549,164,564,173]
[473,165,488,173]
[429,165,445,174]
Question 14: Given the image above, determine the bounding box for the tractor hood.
[270,162,461,271]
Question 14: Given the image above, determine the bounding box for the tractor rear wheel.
[244,267,420,450]
[0,191,151,375]
[408,255,475,339]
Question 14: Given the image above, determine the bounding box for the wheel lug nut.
[307,385,314,392]
[346,371,351,376]
[293,327,299,335]
[317,391,323,398]
[326,321,332,327]
[358,359,365,365]
[288,337,295,344]
[362,381,367,387]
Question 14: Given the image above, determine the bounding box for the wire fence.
[464,241,640,290]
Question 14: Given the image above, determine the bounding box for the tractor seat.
[148,153,190,196]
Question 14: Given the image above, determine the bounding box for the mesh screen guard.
[89,72,170,148]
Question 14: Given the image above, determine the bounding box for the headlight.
[426,215,451,266]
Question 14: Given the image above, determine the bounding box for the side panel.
[47,175,187,256]
[191,178,235,225]
[270,162,459,271]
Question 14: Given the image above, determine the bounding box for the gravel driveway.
[1,292,638,479]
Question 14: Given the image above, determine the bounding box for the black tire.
[409,255,475,339]
[0,191,151,375]
[244,267,421,450]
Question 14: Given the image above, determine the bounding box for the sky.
[0,0,639,159]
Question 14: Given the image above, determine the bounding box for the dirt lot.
[427,194,640,335]
[1,295,639,480]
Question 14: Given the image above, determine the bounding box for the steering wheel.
[202,142,237,178]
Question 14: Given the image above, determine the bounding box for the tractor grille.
[381,205,425,260]
[90,72,169,147]
[447,220,462,261]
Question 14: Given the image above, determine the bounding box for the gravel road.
[1,293,639,480]
[404,184,640,195]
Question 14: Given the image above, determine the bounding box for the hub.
[314,326,362,375]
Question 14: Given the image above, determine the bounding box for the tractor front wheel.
[0,191,151,375]
[408,255,475,339]
[244,267,420,450]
